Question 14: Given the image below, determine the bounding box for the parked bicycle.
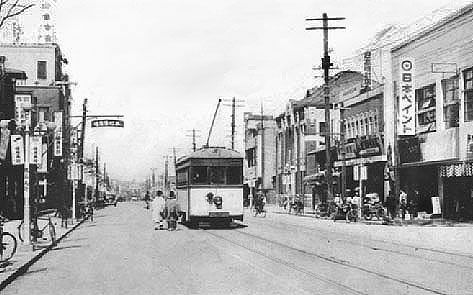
[18,209,56,245]
[346,204,359,223]
[0,214,17,263]
[78,202,94,221]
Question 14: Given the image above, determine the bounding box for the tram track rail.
[247,214,473,269]
[203,227,451,295]
[202,229,368,295]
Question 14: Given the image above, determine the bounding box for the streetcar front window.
[227,166,242,184]
[191,166,208,184]
[209,167,225,184]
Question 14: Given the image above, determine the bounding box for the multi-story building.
[1,43,64,86]
[0,42,72,214]
[244,112,276,204]
[0,63,27,219]
[386,2,473,220]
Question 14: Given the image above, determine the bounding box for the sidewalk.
[258,204,473,255]
[264,204,473,227]
[0,216,86,290]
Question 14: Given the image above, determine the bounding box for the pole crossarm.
[306,17,346,21]
[70,115,124,118]
[306,27,346,30]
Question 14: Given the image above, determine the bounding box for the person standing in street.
[165,191,180,231]
[144,191,151,209]
[151,190,166,230]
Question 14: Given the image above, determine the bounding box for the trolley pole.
[306,13,345,201]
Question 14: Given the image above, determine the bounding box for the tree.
[0,0,34,29]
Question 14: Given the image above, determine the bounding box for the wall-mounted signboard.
[91,119,124,128]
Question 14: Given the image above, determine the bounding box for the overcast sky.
[34,0,463,181]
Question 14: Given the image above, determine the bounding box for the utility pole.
[306,13,345,201]
[104,162,107,189]
[79,99,87,205]
[23,114,31,246]
[223,98,244,150]
[260,101,265,192]
[186,129,201,152]
[164,156,169,194]
[95,146,99,203]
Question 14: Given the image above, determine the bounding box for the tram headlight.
[213,196,223,209]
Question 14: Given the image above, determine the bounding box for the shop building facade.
[388,3,473,219]
[244,112,276,204]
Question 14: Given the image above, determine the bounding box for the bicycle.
[0,215,17,264]
[18,209,56,245]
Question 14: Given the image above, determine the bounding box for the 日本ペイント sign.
[399,59,415,135]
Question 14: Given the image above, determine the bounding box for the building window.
[246,148,255,167]
[464,68,473,122]
[442,76,459,128]
[319,122,326,134]
[416,84,436,133]
[37,61,47,80]
[43,13,50,20]
[38,107,50,122]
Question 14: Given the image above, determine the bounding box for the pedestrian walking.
[151,190,166,230]
[144,191,151,209]
[386,191,398,220]
[165,191,180,231]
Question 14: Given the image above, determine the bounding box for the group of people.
[146,190,180,231]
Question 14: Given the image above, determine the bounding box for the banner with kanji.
[399,58,416,135]
[30,136,43,165]
[38,143,48,173]
[11,135,24,165]
[0,126,10,160]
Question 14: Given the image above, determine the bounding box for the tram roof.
[177,147,242,165]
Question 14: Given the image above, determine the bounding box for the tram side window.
[191,166,208,184]
[227,166,242,184]
[209,167,225,184]
[177,170,188,186]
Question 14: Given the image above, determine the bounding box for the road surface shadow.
[184,221,247,230]
[24,267,48,276]
[51,244,83,251]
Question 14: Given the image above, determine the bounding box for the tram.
[176,147,244,226]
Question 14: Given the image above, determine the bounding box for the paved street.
[3,202,473,295]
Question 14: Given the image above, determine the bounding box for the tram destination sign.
[91,119,124,128]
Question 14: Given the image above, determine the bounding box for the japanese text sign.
[399,59,416,135]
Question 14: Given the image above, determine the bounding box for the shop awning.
[440,162,473,177]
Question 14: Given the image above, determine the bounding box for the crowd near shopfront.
[244,2,473,221]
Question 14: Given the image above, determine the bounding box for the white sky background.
[28,0,460,181]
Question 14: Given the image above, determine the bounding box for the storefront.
[440,162,473,220]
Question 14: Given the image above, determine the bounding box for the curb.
[0,218,87,291]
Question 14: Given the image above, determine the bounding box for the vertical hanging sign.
[0,126,10,160]
[54,111,63,157]
[399,59,416,135]
[14,94,32,128]
[38,143,48,173]
[30,136,42,165]
[11,135,24,165]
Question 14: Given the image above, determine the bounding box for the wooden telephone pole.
[306,13,345,201]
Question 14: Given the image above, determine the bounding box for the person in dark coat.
[165,191,180,231]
